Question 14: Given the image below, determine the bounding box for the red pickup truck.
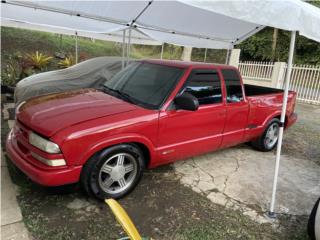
[6,60,297,199]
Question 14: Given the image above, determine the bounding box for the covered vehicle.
[15,56,124,104]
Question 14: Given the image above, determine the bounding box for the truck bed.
[244,84,283,96]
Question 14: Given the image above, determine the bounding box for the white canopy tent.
[2,1,319,47]
[1,0,320,217]
[1,0,263,49]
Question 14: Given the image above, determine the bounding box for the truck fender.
[78,133,156,166]
[262,111,282,129]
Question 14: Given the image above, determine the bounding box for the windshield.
[103,62,184,109]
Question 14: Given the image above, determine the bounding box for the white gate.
[239,61,320,105]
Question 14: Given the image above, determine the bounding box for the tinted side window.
[221,69,243,103]
[183,70,222,105]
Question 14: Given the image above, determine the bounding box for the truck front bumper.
[6,129,82,186]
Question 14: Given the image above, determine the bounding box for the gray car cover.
[15,56,125,104]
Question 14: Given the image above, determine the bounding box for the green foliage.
[237,2,320,64]
[237,27,320,64]
[133,43,183,60]
[26,51,53,70]
[1,27,123,86]
[2,57,20,86]
[309,0,320,8]
[58,55,75,68]
[295,34,320,64]
[1,52,35,86]
[191,48,227,64]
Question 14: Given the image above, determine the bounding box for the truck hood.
[17,89,138,137]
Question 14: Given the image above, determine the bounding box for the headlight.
[29,132,61,154]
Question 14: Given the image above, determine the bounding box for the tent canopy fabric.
[0,0,260,49]
[2,2,127,33]
[183,0,320,43]
[2,0,320,49]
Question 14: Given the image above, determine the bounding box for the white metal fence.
[285,65,320,104]
[239,61,274,82]
[239,61,320,105]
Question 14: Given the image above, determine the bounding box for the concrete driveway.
[174,103,320,223]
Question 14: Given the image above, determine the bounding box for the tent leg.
[160,43,164,59]
[204,48,207,62]
[122,29,126,69]
[126,27,132,65]
[268,31,296,218]
[75,31,78,64]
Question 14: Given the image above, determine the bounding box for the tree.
[271,28,278,61]
[236,1,320,64]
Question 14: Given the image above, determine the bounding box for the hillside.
[1,27,229,86]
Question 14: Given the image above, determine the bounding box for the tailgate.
[246,90,297,127]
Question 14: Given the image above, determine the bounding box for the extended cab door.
[157,69,226,163]
[220,68,249,147]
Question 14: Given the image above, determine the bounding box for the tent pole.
[160,43,164,59]
[122,29,126,69]
[268,31,296,218]
[126,27,132,65]
[75,31,78,64]
[204,48,207,62]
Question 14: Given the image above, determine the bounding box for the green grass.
[1,27,122,63]
[1,27,229,86]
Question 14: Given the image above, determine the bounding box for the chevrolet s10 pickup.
[6,60,297,199]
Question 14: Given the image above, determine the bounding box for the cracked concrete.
[174,145,320,223]
[174,103,320,223]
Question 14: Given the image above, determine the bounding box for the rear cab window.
[181,69,222,105]
[221,69,244,103]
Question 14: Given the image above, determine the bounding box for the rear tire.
[252,118,280,152]
[81,144,145,200]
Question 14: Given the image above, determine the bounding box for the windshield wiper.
[103,86,136,104]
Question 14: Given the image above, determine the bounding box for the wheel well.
[85,142,151,168]
[131,142,151,167]
[274,115,288,127]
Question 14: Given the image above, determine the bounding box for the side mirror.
[174,92,199,111]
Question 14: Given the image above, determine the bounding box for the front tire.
[252,118,280,152]
[81,144,145,200]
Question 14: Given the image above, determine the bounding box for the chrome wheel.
[265,122,279,148]
[98,153,137,194]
